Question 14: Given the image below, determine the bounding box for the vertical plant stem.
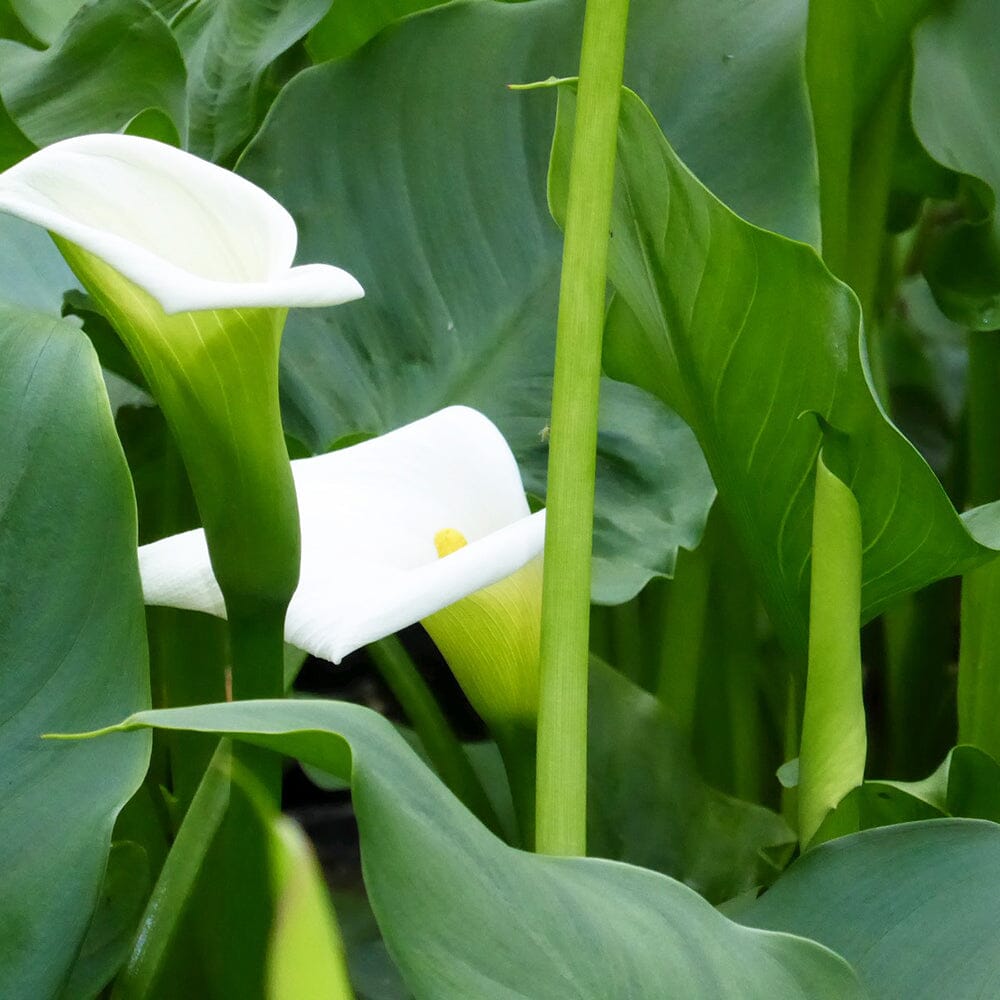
[609,597,644,686]
[843,66,907,406]
[958,331,1000,757]
[806,0,855,278]
[368,635,503,835]
[799,453,867,848]
[534,0,630,856]
[228,601,289,805]
[656,523,714,739]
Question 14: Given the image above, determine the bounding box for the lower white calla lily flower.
[140,407,546,717]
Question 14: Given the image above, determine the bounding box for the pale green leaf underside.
[92,698,865,998]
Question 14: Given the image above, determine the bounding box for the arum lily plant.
[140,405,546,730]
[0,134,362,708]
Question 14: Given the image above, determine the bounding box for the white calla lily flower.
[0,133,362,313]
[140,407,546,671]
[0,133,366,645]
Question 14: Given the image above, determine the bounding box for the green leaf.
[561,85,994,648]
[8,0,82,45]
[587,659,794,904]
[0,90,33,170]
[61,843,151,1000]
[814,744,1000,841]
[171,0,331,163]
[306,0,452,63]
[240,0,815,601]
[741,819,1000,998]
[0,214,75,313]
[91,699,866,998]
[0,304,150,997]
[0,0,187,147]
[911,0,1000,329]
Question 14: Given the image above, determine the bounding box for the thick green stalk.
[534,0,630,857]
[656,529,713,738]
[368,635,503,835]
[229,601,289,804]
[799,453,867,848]
[958,331,1000,757]
[805,0,855,277]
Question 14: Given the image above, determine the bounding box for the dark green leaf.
[911,0,1000,328]
[0,304,150,997]
[588,659,794,903]
[61,843,151,1000]
[306,0,451,63]
[172,0,331,163]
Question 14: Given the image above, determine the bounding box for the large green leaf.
[239,0,816,601]
[86,699,865,998]
[910,0,1000,329]
[0,0,187,147]
[562,85,995,647]
[0,304,150,997]
[171,0,331,163]
[741,820,1000,998]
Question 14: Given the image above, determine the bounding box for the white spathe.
[140,406,546,664]
[0,133,363,313]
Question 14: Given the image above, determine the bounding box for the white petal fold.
[139,406,546,663]
[0,134,363,313]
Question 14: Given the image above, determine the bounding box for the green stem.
[368,635,504,836]
[534,0,630,857]
[798,453,867,848]
[656,527,713,739]
[958,330,1000,757]
[228,601,288,805]
[844,65,907,406]
[805,0,855,278]
[609,597,644,686]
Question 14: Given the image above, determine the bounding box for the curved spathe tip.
[0,133,363,313]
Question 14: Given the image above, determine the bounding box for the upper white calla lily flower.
[140,406,546,673]
[0,133,362,313]
[0,133,365,638]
